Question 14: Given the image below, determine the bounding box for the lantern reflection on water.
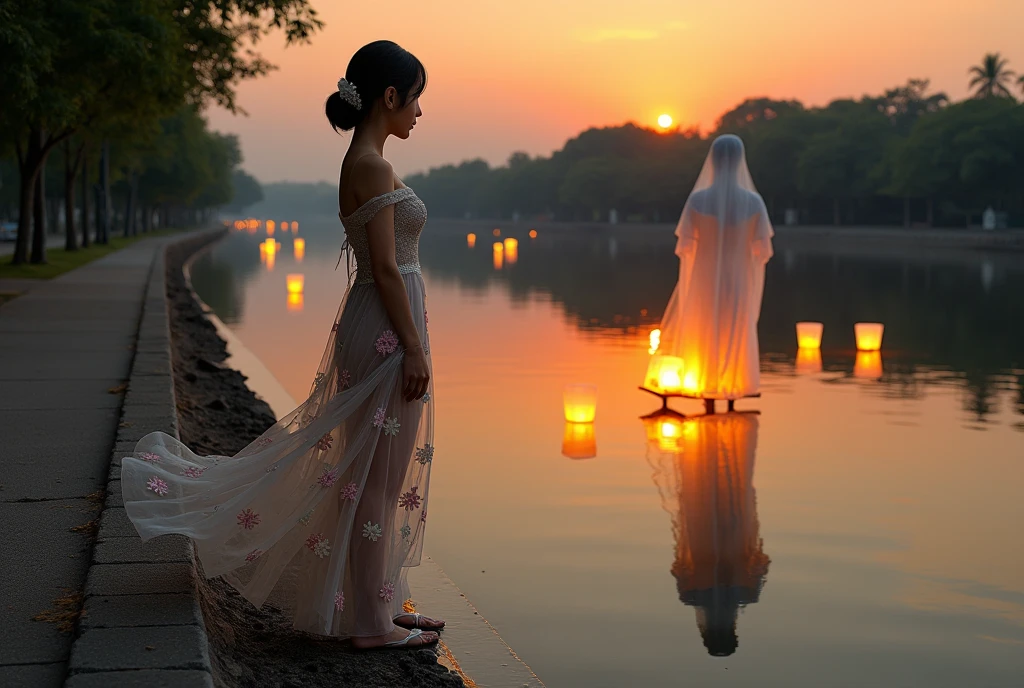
[286,274,304,295]
[649,328,661,355]
[466,233,476,248]
[281,222,289,231]
[293,238,305,261]
[795,347,823,374]
[646,355,685,394]
[503,237,518,264]
[286,293,303,312]
[854,323,884,351]
[563,384,597,423]
[291,221,299,232]
[645,412,769,657]
[492,242,503,270]
[266,220,276,234]
[561,422,596,459]
[854,350,883,380]
[795,321,823,349]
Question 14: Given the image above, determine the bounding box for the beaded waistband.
[353,263,422,285]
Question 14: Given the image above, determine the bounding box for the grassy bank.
[0,229,186,280]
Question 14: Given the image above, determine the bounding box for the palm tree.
[968,53,1015,98]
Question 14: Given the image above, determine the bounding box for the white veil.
[648,134,774,400]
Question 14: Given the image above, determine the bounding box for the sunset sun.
[657,113,673,129]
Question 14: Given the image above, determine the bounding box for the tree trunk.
[98,141,111,244]
[81,153,91,247]
[12,130,44,264]
[903,196,911,229]
[833,198,841,226]
[64,141,79,251]
[123,174,138,237]
[31,165,47,263]
[143,206,154,232]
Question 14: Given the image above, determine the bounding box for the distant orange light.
[293,237,305,261]
[281,221,289,231]
[291,221,299,232]
[529,229,538,239]
[266,220,276,234]
[493,242,503,270]
[467,233,476,248]
[796,322,824,349]
[492,228,501,237]
[855,323,884,351]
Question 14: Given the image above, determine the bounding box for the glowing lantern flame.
[647,355,684,394]
[649,328,661,355]
[467,233,476,248]
[854,323,884,352]
[561,422,597,460]
[493,242,503,270]
[529,229,538,239]
[682,371,699,393]
[796,322,823,349]
[286,274,304,295]
[563,384,597,423]
[503,237,518,264]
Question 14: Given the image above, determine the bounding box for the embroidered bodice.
[339,187,427,285]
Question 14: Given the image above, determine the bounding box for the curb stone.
[64,229,224,688]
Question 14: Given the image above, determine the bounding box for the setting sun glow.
[657,114,673,129]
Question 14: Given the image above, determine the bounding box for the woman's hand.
[402,345,430,402]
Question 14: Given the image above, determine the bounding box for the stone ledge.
[66,669,214,688]
[67,625,210,673]
[85,561,196,597]
[97,507,136,539]
[81,593,202,629]
[92,535,190,565]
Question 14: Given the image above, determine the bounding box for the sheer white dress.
[121,186,433,638]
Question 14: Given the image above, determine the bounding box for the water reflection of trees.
[645,412,769,657]
[422,228,1024,421]
[188,233,261,323]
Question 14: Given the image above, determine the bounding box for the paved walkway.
[0,231,212,687]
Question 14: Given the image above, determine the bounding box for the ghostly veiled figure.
[645,412,770,656]
[646,135,774,400]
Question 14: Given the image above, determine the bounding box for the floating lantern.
[291,221,299,232]
[263,238,277,252]
[293,237,305,261]
[286,274,304,295]
[682,371,699,394]
[503,237,518,251]
[233,220,244,230]
[529,229,538,239]
[266,220,276,234]
[504,237,518,264]
[281,221,289,231]
[561,422,596,460]
[795,347,823,374]
[467,233,477,248]
[649,328,661,355]
[646,355,685,394]
[492,242,503,270]
[854,351,883,380]
[563,384,598,423]
[492,228,501,237]
[286,292,303,312]
[246,218,259,230]
[854,323,884,351]
[795,322,823,349]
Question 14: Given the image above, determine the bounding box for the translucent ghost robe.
[646,135,774,400]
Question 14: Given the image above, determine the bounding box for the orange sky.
[207,0,1024,183]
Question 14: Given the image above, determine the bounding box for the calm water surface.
[191,219,1024,688]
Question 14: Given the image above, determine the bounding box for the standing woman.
[121,40,444,650]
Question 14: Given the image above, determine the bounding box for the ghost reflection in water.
[645,412,770,656]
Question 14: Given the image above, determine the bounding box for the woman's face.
[385,83,423,140]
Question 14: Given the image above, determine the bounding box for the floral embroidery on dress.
[237,508,261,530]
[255,437,273,448]
[383,417,401,436]
[317,432,333,451]
[340,482,358,500]
[415,445,434,464]
[375,330,399,356]
[264,463,278,474]
[331,322,339,333]
[245,548,263,562]
[334,591,345,611]
[317,468,339,488]
[400,524,411,539]
[339,369,351,390]
[146,476,168,496]
[421,508,428,523]
[379,581,395,603]
[299,508,315,525]
[306,533,331,558]
[399,486,421,511]
[424,310,428,325]
[362,521,382,542]
[314,372,326,387]
[140,452,161,463]
[181,466,206,478]
[372,406,386,428]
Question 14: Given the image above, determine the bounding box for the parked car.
[0,221,17,242]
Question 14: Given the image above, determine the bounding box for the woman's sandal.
[393,612,446,631]
[381,628,438,649]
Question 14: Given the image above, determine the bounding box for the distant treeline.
[405,68,1024,228]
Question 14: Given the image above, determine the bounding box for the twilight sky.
[206,0,1024,184]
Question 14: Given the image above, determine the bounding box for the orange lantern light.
[281,221,289,231]
[854,323,884,351]
[503,237,518,264]
[529,229,538,239]
[291,221,299,232]
[796,322,823,349]
[286,292,303,311]
[854,351,883,379]
[293,237,305,261]
[286,274,304,295]
[492,242,503,270]
[561,422,597,460]
[795,347,823,374]
[492,228,501,237]
[646,355,685,394]
[467,233,476,248]
[649,328,661,355]
[266,220,276,235]
[563,384,597,423]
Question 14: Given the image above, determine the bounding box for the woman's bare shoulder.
[350,155,395,203]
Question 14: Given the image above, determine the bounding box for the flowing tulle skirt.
[122,273,433,637]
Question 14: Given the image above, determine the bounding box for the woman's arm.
[357,156,429,401]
